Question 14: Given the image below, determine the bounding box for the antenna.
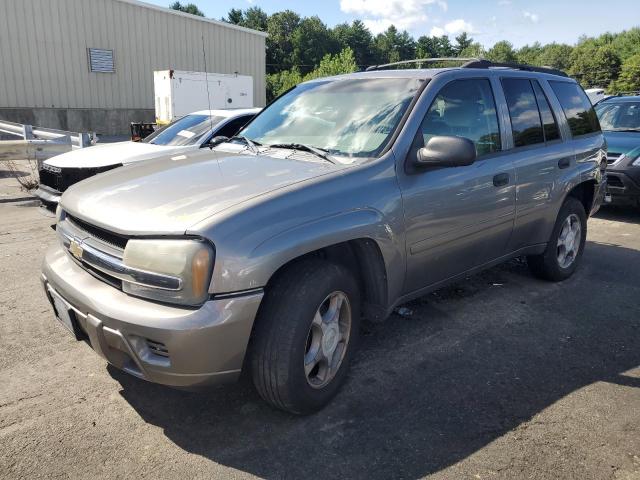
[201,35,215,148]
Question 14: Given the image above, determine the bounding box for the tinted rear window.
[502,78,544,147]
[549,81,601,137]
[532,80,560,141]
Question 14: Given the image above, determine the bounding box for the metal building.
[0,0,267,135]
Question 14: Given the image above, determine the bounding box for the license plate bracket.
[48,289,82,340]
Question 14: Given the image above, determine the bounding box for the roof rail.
[461,59,569,78]
[365,57,480,71]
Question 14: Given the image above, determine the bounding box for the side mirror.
[205,135,229,149]
[414,135,476,168]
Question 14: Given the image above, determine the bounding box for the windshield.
[143,114,225,146]
[595,102,640,131]
[240,78,423,158]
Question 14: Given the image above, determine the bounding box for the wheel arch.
[565,179,598,217]
[261,237,392,323]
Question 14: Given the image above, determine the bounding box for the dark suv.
[595,95,640,207]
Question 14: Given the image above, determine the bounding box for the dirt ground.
[1,168,639,479]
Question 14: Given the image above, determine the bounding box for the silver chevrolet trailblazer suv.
[42,60,606,414]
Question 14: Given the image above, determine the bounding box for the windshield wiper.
[269,143,337,164]
[230,135,260,154]
[607,128,640,132]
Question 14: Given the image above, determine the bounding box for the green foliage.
[569,43,621,88]
[374,26,416,64]
[292,17,339,74]
[218,4,639,97]
[332,20,374,66]
[266,10,301,73]
[459,42,485,59]
[486,41,517,63]
[169,2,204,17]
[454,33,473,56]
[610,53,640,92]
[266,48,358,101]
[537,43,574,70]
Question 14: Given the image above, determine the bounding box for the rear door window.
[418,78,501,157]
[531,80,560,141]
[501,78,544,147]
[549,81,601,137]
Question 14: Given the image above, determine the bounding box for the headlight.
[122,239,214,306]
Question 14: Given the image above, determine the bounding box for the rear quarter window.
[549,81,601,137]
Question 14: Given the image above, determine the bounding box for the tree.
[374,26,416,64]
[333,20,374,67]
[459,42,485,58]
[611,27,640,62]
[292,16,338,74]
[434,36,454,57]
[517,42,543,65]
[266,10,301,73]
[538,43,573,71]
[305,47,358,80]
[242,7,268,31]
[486,40,517,63]
[569,43,621,88]
[610,53,640,92]
[169,2,204,17]
[225,8,243,24]
[454,32,473,56]
[267,48,358,101]
[416,35,438,58]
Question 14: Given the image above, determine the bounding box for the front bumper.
[41,243,263,387]
[34,185,62,212]
[605,169,640,206]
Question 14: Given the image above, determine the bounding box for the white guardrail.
[0,120,96,162]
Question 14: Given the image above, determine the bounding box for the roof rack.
[460,59,569,77]
[365,57,569,78]
[365,58,479,71]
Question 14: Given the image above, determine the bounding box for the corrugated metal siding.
[0,0,267,109]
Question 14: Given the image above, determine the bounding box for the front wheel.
[527,197,587,281]
[249,259,360,414]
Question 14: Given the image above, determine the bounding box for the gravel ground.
[1,168,639,480]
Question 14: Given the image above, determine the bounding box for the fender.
[209,207,405,301]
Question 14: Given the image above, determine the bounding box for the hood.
[61,148,345,235]
[603,131,640,156]
[46,141,189,168]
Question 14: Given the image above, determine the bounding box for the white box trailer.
[154,70,254,124]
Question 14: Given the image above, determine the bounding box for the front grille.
[606,153,622,165]
[66,214,128,250]
[607,175,624,188]
[38,164,121,192]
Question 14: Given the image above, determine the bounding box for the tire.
[250,258,361,414]
[527,197,587,281]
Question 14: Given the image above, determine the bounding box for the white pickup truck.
[36,108,260,211]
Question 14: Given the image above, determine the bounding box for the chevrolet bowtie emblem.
[69,239,83,259]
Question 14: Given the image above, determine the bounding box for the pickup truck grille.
[39,164,121,193]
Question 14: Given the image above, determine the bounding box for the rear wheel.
[250,258,360,414]
[527,197,587,281]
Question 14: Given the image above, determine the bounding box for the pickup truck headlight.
[122,239,214,306]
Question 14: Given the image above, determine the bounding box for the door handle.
[558,158,571,169]
[493,173,510,187]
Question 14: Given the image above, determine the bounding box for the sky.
[146,0,640,48]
